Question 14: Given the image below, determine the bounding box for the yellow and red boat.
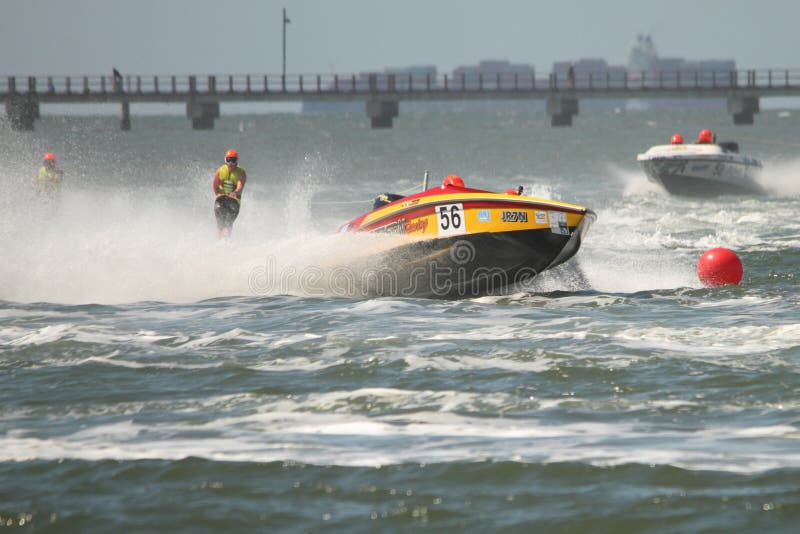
[337,175,596,298]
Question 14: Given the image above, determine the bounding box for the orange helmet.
[697,129,714,144]
[43,152,56,161]
[442,174,465,188]
[224,149,238,160]
[670,133,683,145]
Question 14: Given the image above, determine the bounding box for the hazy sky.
[3,0,800,76]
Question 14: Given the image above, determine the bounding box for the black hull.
[352,213,594,299]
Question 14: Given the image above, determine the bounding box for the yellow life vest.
[37,166,61,192]
[217,165,246,196]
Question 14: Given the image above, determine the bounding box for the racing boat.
[636,141,764,197]
[337,175,595,298]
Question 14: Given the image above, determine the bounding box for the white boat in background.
[636,142,764,197]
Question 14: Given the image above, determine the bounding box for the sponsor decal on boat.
[549,211,569,235]
[535,211,548,224]
[405,218,429,234]
[377,218,407,234]
[477,209,491,222]
[501,210,528,223]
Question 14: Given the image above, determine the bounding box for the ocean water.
[1,107,799,532]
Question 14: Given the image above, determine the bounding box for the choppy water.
[1,108,799,532]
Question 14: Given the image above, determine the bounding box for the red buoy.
[697,248,743,287]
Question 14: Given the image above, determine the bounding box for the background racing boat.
[337,175,596,298]
[636,141,764,197]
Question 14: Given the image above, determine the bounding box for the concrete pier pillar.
[120,101,131,131]
[547,96,578,127]
[728,95,759,125]
[5,95,40,131]
[186,101,220,130]
[366,99,399,129]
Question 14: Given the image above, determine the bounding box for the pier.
[3,69,799,130]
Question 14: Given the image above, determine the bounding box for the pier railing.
[4,69,800,98]
[3,69,800,129]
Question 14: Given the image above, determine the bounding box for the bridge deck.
[3,69,800,102]
[3,69,798,129]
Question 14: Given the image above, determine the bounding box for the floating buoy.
[697,247,743,286]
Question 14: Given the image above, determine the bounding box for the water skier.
[35,152,64,196]
[212,148,247,239]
